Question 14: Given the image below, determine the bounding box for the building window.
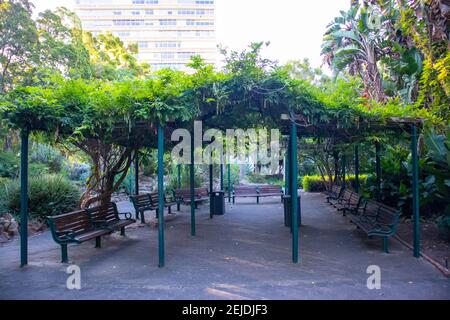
[178,52,195,60]
[155,41,180,48]
[131,11,140,15]
[161,52,175,60]
[178,9,195,15]
[113,11,122,15]
[186,19,195,26]
[138,41,148,48]
[145,10,154,15]
[160,19,176,26]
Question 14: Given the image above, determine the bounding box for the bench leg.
[177,202,180,211]
[383,237,389,253]
[232,197,235,204]
[195,202,198,209]
[95,236,101,248]
[120,227,125,236]
[168,206,172,214]
[257,196,259,204]
[140,211,146,224]
[61,244,68,263]
[155,209,159,219]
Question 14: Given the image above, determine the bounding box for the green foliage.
[167,166,202,191]
[302,175,368,192]
[0,174,81,220]
[247,174,282,186]
[0,151,19,178]
[30,143,65,173]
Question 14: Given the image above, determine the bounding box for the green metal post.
[177,163,181,189]
[209,163,213,219]
[284,151,290,196]
[290,122,299,263]
[20,129,29,267]
[157,123,165,267]
[354,146,359,193]
[190,131,195,236]
[341,154,346,188]
[134,152,139,195]
[227,163,231,202]
[220,163,224,191]
[411,124,420,258]
[375,141,382,200]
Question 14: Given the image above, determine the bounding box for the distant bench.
[174,187,209,210]
[129,192,176,224]
[232,185,283,204]
[47,202,134,263]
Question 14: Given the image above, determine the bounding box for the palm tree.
[321,4,387,102]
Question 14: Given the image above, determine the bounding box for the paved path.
[0,192,448,299]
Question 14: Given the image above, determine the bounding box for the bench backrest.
[87,202,119,224]
[195,187,209,198]
[331,184,340,193]
[341,190,353,202]
[234,185,258,194]
[376,204,401,227]
[258,185,282,194]
[348,192,361,206]
[48,210,92,239]
[130,194,153,209]
[174,188,191,200]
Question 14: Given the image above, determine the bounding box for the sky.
[31,0,350,69]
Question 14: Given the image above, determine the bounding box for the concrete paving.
[0,192,448,300]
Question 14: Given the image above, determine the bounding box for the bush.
[302,175,369,192]
[0,151,19,178]
[248,173,283,186]
[67,162,90,181]
[0,177,10,186]
[30,143,65,173]
[0,174,81,220]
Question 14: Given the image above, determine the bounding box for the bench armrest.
[56,229,76,241]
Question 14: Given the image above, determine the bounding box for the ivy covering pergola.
[0,61,427,267]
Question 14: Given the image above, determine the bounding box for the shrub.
[248,173,283,186]
[67,162,90,181]
[0,174,81,220]
[0,177,10,186]
[302,175,369,192]
[0,151,19,178]
[30,143,65,173]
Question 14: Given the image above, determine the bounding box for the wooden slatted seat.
[351,201,401,253]
[148,191,176,218]
[87,202,135,236]
[47,210,111,263]
[325,185,342,203]
[340,192,363,216]
[130,193,155,223]
[333,189,353,210]
[232,185,259,204]
[174,187,209,209]
[257,185,283,203]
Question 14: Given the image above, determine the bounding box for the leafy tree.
[0,0,38,92]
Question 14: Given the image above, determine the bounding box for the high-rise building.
[74,0,217,72]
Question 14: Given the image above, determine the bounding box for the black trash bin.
[283,194,301,228]
[211,190,225,215]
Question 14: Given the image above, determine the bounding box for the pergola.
[15,94,424,268]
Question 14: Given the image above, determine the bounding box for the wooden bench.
[350,200,401,253]
[257,185,283,203]
[330,189,352,208]
[47,210,111,263]
[232,185,259,204]
[325,185,342,203]
[87,202,135,236]
[130,192,175,223]
[336,191,363,216]
[174,187,209,209]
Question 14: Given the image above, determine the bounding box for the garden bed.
[396,218,449,272]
